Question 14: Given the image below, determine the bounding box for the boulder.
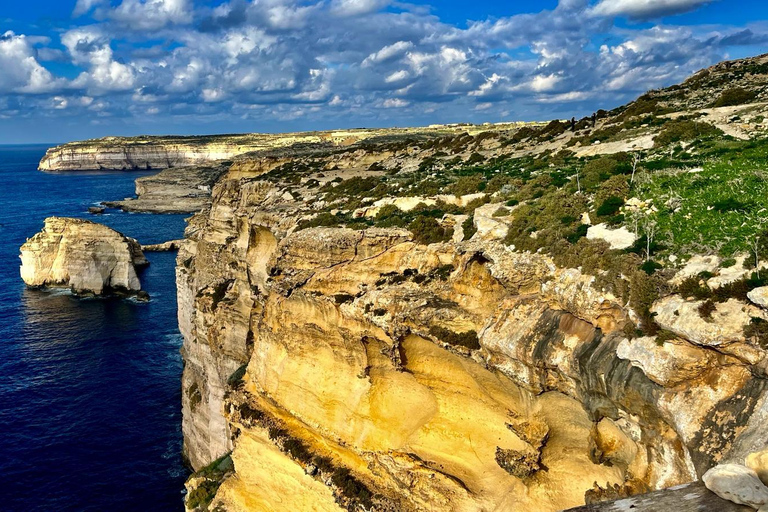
[20,217,148,297]
[586,223,637,250]
[703,464,768,510]
[747,450,768,486]
[616,336,714,387]
[748,287,768,309]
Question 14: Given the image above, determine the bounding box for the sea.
[0,145,190,511]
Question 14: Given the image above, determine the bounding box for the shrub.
[408,216,452,245]
[596,196,625,217]
[677,277,712,300]
[713,198,752,213]
[698,299,717,320]
[186,479,221,510]
[449,175,485,196]
[654,120,722,148]
[581,157,619,189]
[745,317,768,348]
[428,326,481,350]
[462,216,477,241]
[713,87,757,108]
[227,365,248,389]
[298,212,344,230]
[331,468,373,509]
[566,224,589,244]
[640,260,663,275]
[492,207,509,217]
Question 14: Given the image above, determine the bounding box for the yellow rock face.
[179,172,768,512]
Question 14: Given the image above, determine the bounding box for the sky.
[0,0,767,143]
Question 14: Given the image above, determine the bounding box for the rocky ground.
[34,52,768,511]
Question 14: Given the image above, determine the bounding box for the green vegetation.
[408,216,452,245]
[227,365,248,389]
[653,119,723,148]
[462,216,477,240]
[634,138,768,257]
[428,326,481,350]
[713,87,757,107]
[186,453,234,510]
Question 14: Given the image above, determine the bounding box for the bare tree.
[745,209,768,274]
[642,217,658,262]
[576,168,581,194]
[630,152,641,185]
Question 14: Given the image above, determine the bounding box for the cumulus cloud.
[590,0,715,20]
[73,0,106,17]
[0,0,764,134]
[62,28,135,92]
[110,0,193,30]
[331,0,391,17]
[0,31,57,93]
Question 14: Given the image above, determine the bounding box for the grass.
[633,138,768,257]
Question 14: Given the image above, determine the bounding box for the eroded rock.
[20,217,147,297]
[703,464,768,509]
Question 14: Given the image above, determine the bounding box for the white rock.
[748,287,768,309]
[473,202,512,240]
[672,255,720,285]
[20,217,147,296]
[651,296,762,349]
[616,336,713,387]
[703,464,768,509]
[586,223,637,250]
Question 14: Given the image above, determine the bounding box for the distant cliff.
[39,126,509,171]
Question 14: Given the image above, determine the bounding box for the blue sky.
[0,0,766,144]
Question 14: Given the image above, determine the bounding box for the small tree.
[630,153,641,185]
[642,217,658,262]
[746,209,768,275]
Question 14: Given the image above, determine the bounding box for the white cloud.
[62,28,136,92]
[331,0,390,17]
[362,41,414,67]
[0,31,57,93]
[0,0,762,130]
[590,0,715,20]
[73,0,106,17]
[110,0,193,30]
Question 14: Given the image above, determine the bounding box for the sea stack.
[20,217,148,298]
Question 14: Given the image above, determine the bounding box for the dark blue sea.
[0,145,190,511]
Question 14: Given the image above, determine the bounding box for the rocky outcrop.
[177,170,768,512]
[103,164,228,213]
[142,240,183,252]
[565,481,754,511]
[20,217,148,297]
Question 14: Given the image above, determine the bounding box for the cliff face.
[177,168,767,511]
[39,125,525,172]
[20,217,148,296]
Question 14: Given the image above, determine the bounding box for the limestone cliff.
[20,217,148,297]
[39,125,528,172]
[177,170,767,511]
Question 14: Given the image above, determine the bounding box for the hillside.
[156,53,768,512]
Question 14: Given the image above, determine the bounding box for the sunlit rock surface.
[20,217,147,296]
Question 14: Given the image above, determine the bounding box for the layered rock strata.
[178,171,768,511]
[20,217,148,297]
[104,164,228,213]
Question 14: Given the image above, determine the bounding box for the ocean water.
[0,145,190,511]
